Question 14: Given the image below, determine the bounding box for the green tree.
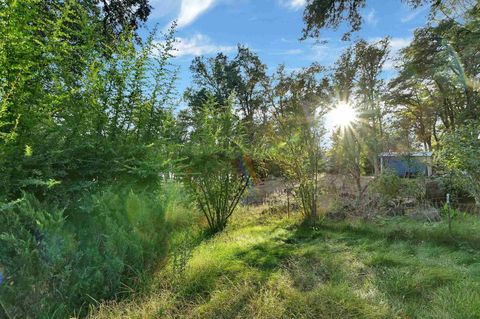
[185,45,268,131]
[0,0,178,200]
[0,3,183,317]
[328,39,388,190]
[387,76,438,151]
[94,0,152,36]
[267,64,328,223]
[438,121,480,208]
[354,38,390,174]
[388,9,479,149]
[328,45,365,195]
[182,96,252,234]
[301,0,469,40]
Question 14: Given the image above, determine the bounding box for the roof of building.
[379,152,433,157]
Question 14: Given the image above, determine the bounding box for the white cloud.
[369,37,412,71]
[284,49,304,55]
[308,42,346,66]
[387,37,412,70]
[172,34,234,57]
[280,37,293,43]
[401,6,427,23]
[271,48,304,56]
[389,37,412,51]
[176,0,218,29]
[365,9,378,26]
[279,0,306,10]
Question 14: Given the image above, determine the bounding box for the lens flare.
[237,153,258,185]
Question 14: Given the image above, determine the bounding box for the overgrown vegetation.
[0,1,180,317]
[0,185,186,318]
[266,65,328,223]
[1,0,479,317]
[182,96,252,234]
[88,209,480,319]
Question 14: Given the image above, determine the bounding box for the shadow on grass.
[283,218,480,252]
[235,240,295,272]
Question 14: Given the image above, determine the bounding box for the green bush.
[437,120,480,207]
[182,96,252,234]
[368,170,403,204]
[369,170,426,206]
[0,184,184,319]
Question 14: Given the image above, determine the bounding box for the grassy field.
[90,207,480,319]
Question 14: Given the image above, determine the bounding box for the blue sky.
[145,0,429,94]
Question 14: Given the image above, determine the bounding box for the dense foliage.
[0,1,180,317]
[301,0,472,40]
[0,187,176,318]
[0,0,178,201]
[266,65,328,222]
[182,96,252,233]
[1,0,480,317]
[438,121,480,206]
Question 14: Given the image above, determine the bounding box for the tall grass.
[0,182,195,319]
[89,207,480,319]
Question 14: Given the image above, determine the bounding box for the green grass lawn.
[90,208,480,318]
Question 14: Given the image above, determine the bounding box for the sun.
[327,102,358,130]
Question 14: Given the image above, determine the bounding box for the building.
[379,152,433,177]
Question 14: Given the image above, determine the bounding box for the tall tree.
[184,45,268,138]
[386,81,437,151]
[328,38,389,179]
[355,38,390,174]
[301,0,471,40]
[328,45,366,193]
[267,64,329,223]
[388,10,479,149]
[234,45,268,126]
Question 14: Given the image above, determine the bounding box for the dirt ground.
[243,175,375,206]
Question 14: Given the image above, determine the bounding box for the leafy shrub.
[440,203,465,220]
[183,96,252,234]
[0,184,184,318]
[369,170,427,206]
[368,170,403,204]
[437,120,480,207]
[436,172,476,206]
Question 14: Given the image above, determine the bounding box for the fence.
[403,195,480,215]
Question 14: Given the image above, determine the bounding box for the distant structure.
[379,152,433,177]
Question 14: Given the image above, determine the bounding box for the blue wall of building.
[382,156,428,177]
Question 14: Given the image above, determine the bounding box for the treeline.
[179,0,479,208]
[299,0,480,202]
